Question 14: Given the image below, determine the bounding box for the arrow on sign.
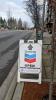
[28,44,33,50]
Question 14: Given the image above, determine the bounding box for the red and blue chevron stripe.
[24,53,36,63]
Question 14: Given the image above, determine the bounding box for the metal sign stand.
[18,40,42,84]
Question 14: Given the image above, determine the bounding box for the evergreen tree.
[18,18,22,29]
[0,17,7,28]
[7,17,17,29]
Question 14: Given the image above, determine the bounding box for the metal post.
[35,0,38,41]
[32,0,38,41]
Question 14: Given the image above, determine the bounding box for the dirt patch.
[21,82,49,100]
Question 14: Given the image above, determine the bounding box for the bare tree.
[25,0,40,27]
[7,8,12,20]
[23,21,28,30]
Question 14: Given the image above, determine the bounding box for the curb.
[0,62,17,100]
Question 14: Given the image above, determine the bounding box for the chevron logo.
[24,52,36,63]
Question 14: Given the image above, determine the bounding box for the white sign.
[18,40,42,84]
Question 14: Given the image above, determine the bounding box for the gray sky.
[0,0,43,27]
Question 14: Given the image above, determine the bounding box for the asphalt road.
[0,30,32,86]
